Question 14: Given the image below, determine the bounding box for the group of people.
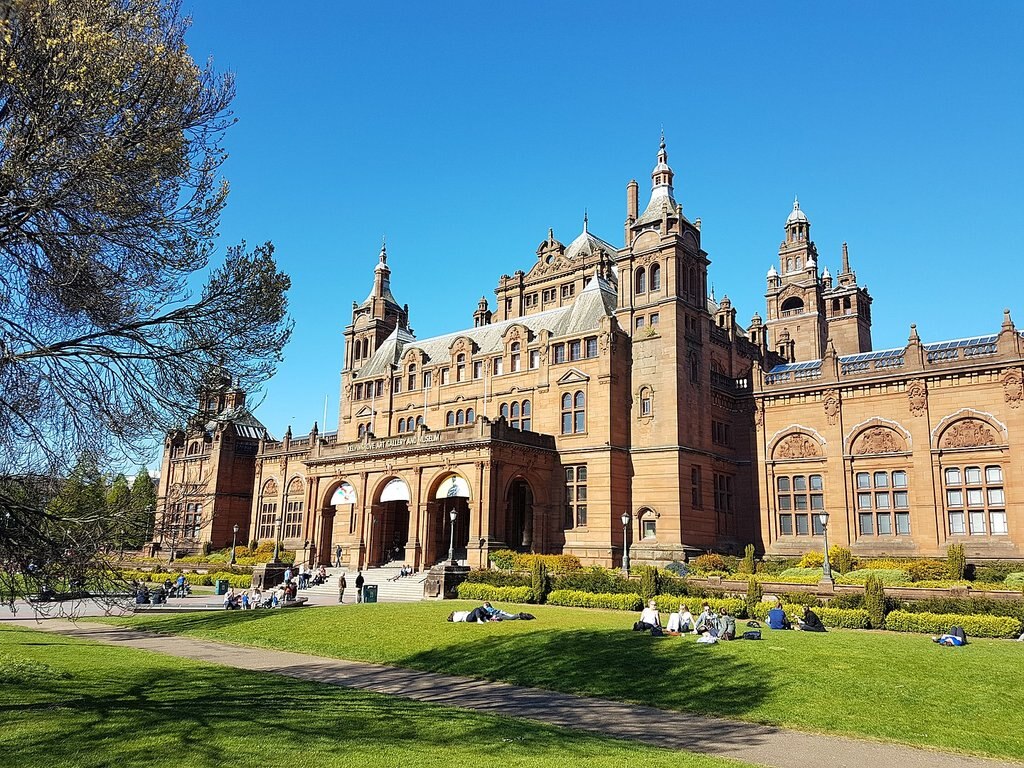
[633,598,827,641]
[447,602,535,622]
[291,565,329,589]
[387,564,415,581]
[337,570,365,603]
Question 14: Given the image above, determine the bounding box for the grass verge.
[99,600,1024,760]
[0,624,748,768]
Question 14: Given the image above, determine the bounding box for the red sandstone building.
[154,139,1023,567]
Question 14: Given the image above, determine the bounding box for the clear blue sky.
[174,0,1023,445]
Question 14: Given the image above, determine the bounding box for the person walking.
[338,573,347,604]
[355,570,365,603]
[335,545,343,568]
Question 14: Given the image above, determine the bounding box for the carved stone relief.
[907,379,927,417]
[774,434,821,459]
[852,427,905,455]
[939,419,996,449]
[823,389,840,426]
[1003,368,1023,409]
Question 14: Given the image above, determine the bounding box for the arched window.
[362,338,369,358]
[521,400,532,431]
[456,353,466,382]
[187,442,200,455]
[843,296,852,312]
[650,263,661,291]
[398,417,406,433]
[510,342,521,372]
[689,353,699,383]
[284,478,304,539]
[635,267,646,294]
[511,401,521,429]
[795,257,802,270]
[445,411,455,427]
[786,258,793,272]
[456,409,465,425]
[781,297,804,313]
[466,408,475,423]
[688,267,696,298]
[561,391,586,434]
[831,298,840,313]
[415,415,424,428]
[354,342,361,361]
[358,423,366,438]
[640,387,653,417]
[408,363,417,391]
[500,402,509,421]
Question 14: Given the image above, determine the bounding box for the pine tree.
[129,469,158,547]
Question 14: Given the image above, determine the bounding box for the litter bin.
[215,579,229,595]
[362,584,378,604]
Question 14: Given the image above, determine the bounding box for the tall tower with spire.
[764,198,827,362]
[342,238,410,374]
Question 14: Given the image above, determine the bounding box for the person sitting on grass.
[797,605,826,632]
[719,609,737,641]
[667,604,695,633]
[694,603,718,635]
[767,601,791,630]
[633,599,661,632]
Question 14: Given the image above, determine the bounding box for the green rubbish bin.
[215,579,229,595]
[362,584,378,604]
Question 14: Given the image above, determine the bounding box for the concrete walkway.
[13,619,1019,768]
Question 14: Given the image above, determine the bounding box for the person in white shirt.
[634,599,661,631]
[668,603,696,633]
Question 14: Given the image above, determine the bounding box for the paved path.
[12,619,1019,768]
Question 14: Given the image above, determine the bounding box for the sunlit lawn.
[101,600,1024,760]
[0,625,748,768]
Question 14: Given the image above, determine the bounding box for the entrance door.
[507,478,533,551]
[373,500,410,566]
[434,496,470,564]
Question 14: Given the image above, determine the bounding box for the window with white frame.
[855,470,910,536]
[944,465,1006,535]
[776,473,824,536]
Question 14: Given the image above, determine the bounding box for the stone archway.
[321,479,358,567]
[505,477,534,552]
[427,474,471,566]
[371,477,412,567]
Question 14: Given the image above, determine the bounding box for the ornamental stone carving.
[939,419,996,450]
[753,404,764,428]
[907,379,927,417]
[852,427,905,455]
[823,389,840,426]
[1003,368,1024,409]
[774,434,821,460]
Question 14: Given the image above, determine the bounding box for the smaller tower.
[473,296,492,327]
[822,242,872,355]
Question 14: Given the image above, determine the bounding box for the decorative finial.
[583,208,588,232]
[379,235,387,264]
[793,195,800,210]
[1002,308,1015,332]
[909,323,920,343]
[660,125,665,150]
[548,227,554,243]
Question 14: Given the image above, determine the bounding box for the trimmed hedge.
[551,567,635,594]
[464,569,531,588]
[837,568,910,586]
[119,569,251,589]
[456,583,533,603]
[751,602,870,629]
[654,594,744,618]
[488,550,581,574]
[901,597,1024,622]
[884,610,1022,638]
[546,590,642,611]
[776,567,824,584]
[1005,572,1024,587]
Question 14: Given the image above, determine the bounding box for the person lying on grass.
[447,603,535,623]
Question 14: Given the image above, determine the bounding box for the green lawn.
[0,625,748,768]
[102,601,1024,760]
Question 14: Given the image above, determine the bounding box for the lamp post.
[447,507,458,566]
[230,523,239,565]
[621,511,632,575]
[271,514,283,564]
[818,511,832,581]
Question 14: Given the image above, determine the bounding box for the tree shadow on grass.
[0,630,723,768]
[398,628,770,719]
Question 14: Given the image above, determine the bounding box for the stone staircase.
[299,566,427,603]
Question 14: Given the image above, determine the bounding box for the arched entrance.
[506,477,534,551]
[430,474,470,565]
[371,477,411,567]
[322,480,357,566]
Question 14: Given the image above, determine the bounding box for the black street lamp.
[818,511,833,581]
[621,511,632,575]
[230,523,240,565]
[447,507,458,566]
[271,514,283,564]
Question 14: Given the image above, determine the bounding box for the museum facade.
[154,139,1024,568]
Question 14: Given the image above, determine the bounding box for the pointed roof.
[564,216,619,261]
[635,134,678,226]
[360,237,401,309]
[786,196,808,225]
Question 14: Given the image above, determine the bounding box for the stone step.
[297,566,427,602]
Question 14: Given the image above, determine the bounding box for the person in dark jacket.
[797,605,826,632]
[355,570,365,603]
[338,573,347,603]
